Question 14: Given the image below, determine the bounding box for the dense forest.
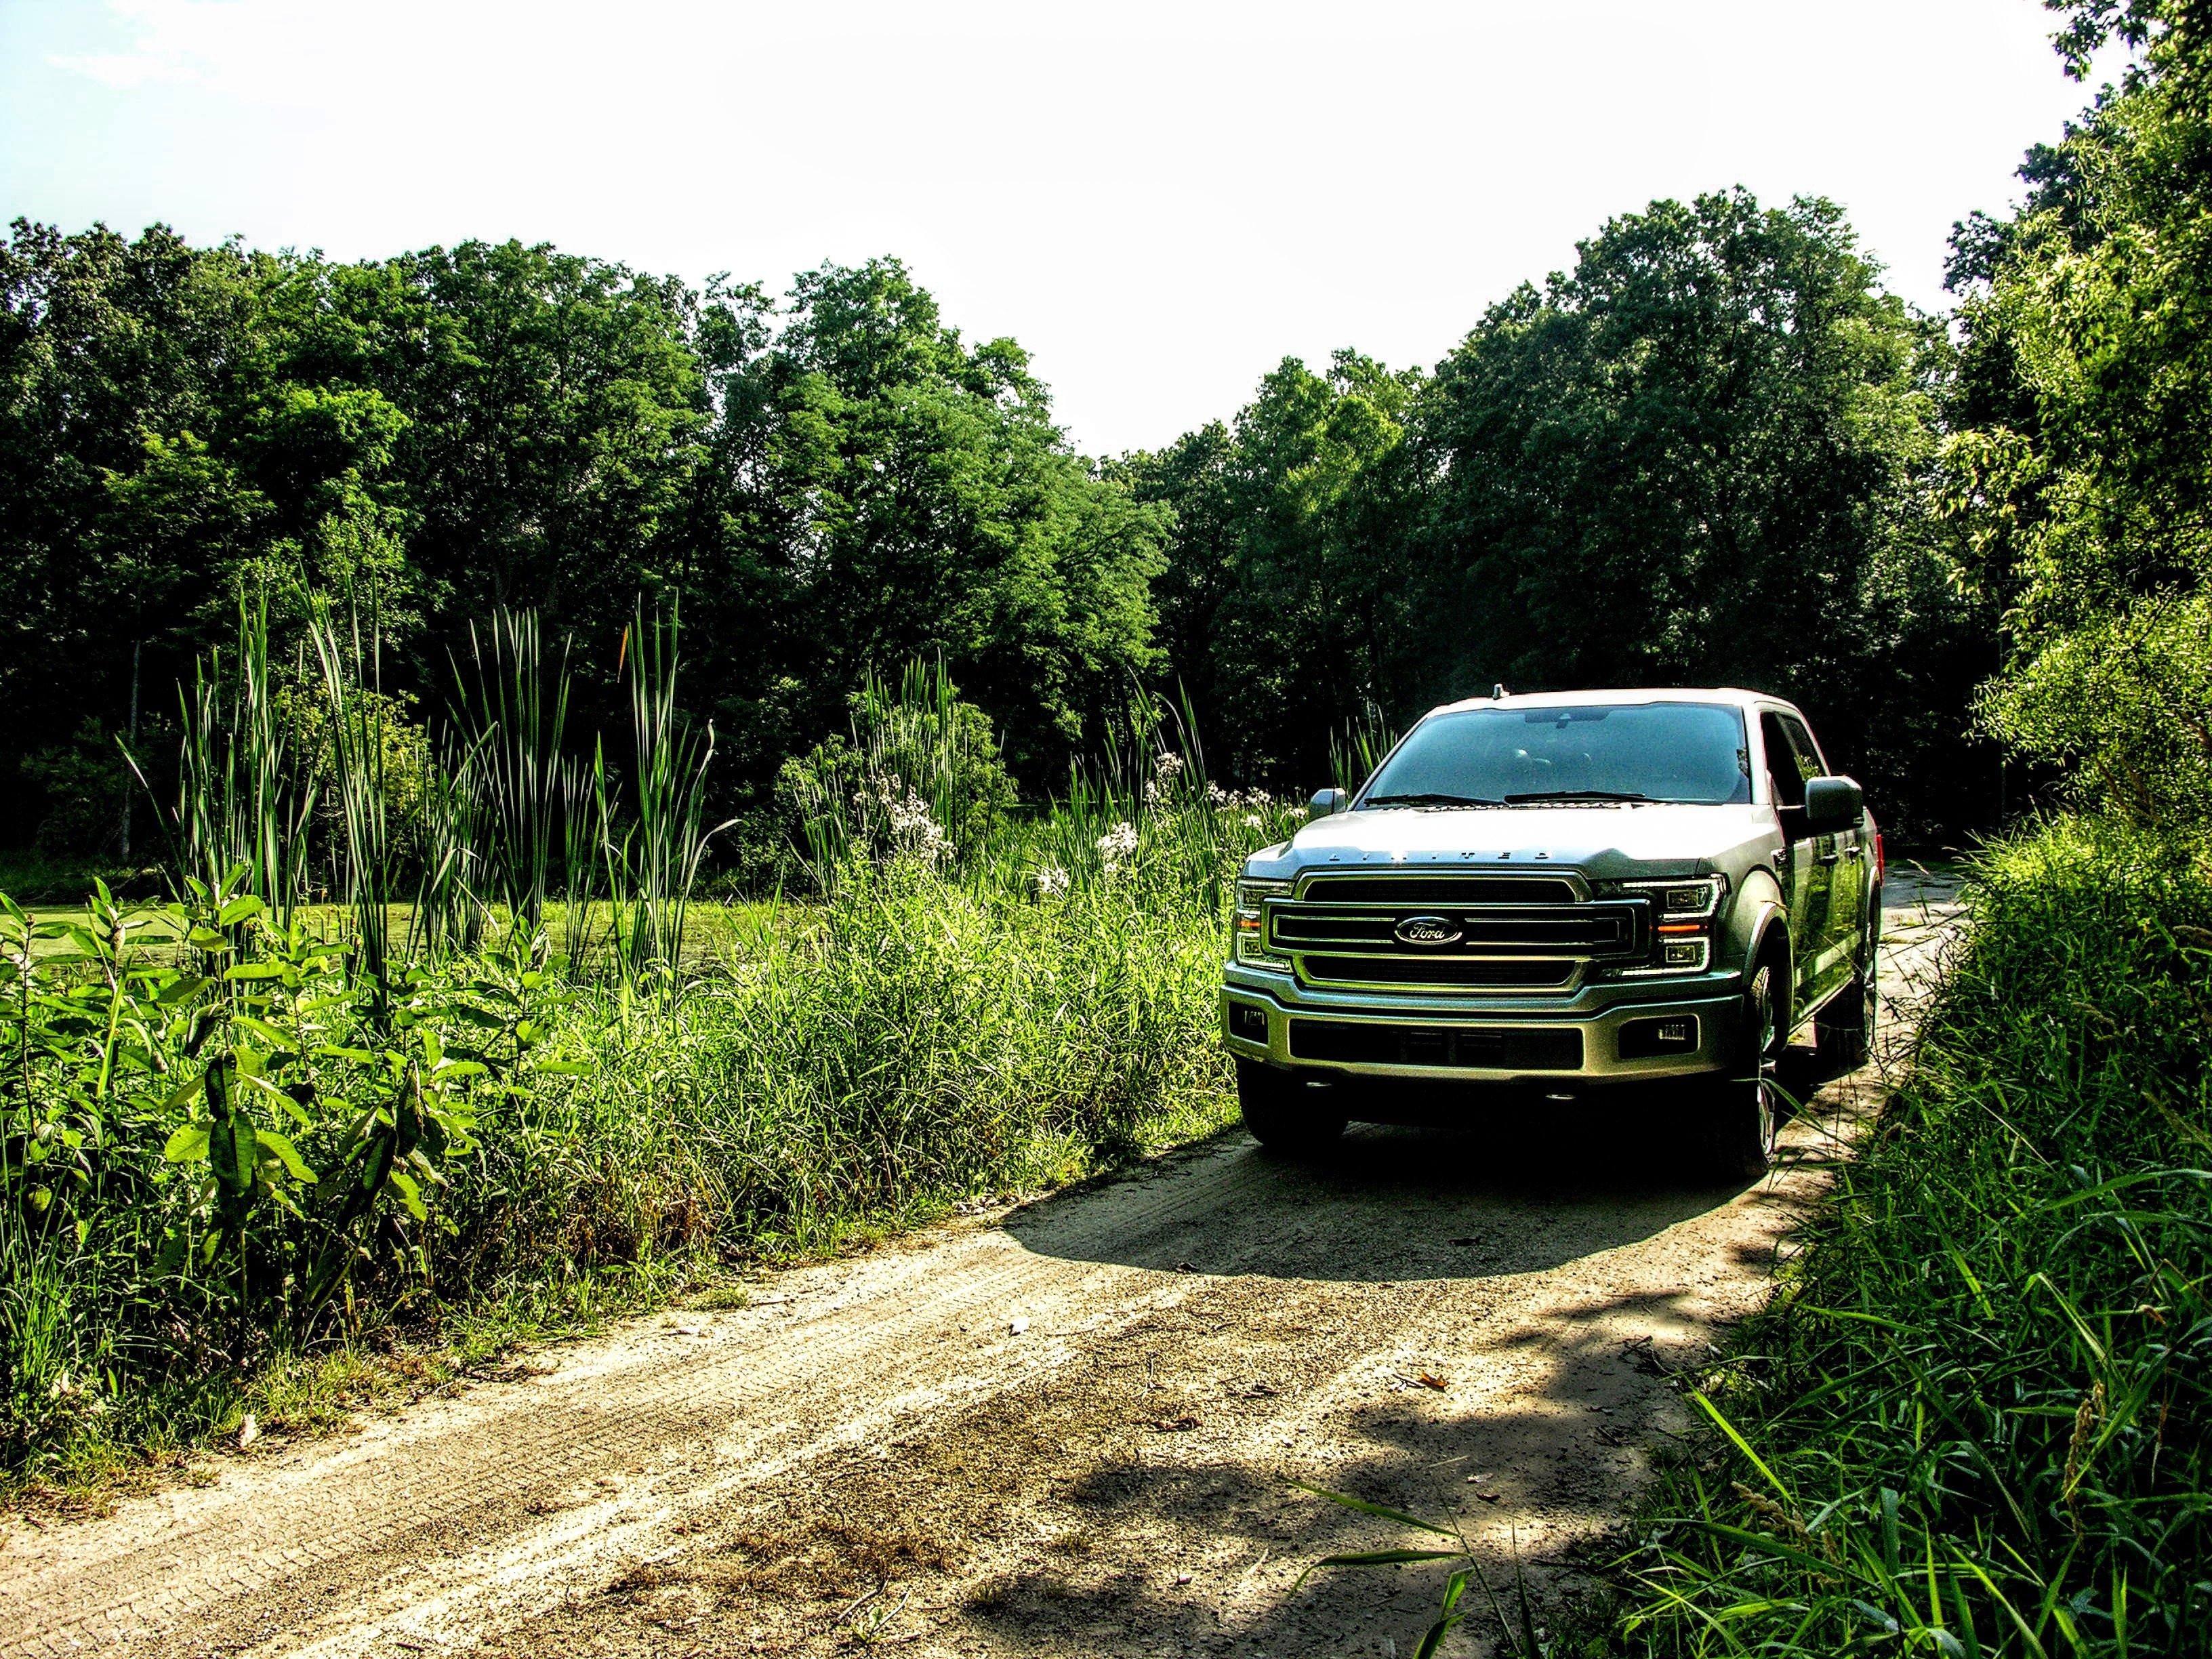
[5,184,2001,866]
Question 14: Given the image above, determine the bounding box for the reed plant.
[600,607,726,985]
[149,601,312,924]
[451,610,571,939]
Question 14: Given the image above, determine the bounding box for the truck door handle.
[1816,847,1840,866]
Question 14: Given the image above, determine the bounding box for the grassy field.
[1607,817,2212,1656]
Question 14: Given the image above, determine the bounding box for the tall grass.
[1614,817,2212,1657]
[155,602,312,924]
[2,608,1298,1490]
[453,609,571,938]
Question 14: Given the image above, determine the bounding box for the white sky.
[1,0,2113,456]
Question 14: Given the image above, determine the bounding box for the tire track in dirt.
[1,875,1962,1659]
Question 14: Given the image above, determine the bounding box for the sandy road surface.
[4,876,1961,1659]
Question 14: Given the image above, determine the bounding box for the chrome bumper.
[1220,963,1746,1086]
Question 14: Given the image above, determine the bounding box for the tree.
[1416,189,1982,836]
[1127,351,1423,782]
[1948,1,2212,827]
[685,258,1167,788]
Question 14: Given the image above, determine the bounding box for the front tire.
[1704,956,1782,1182]
[1235,1061,1348,1154]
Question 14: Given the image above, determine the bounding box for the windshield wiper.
[1362,792,1504,808]
[1502,789,1652,804]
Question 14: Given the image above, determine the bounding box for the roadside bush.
[1616,817,2212,1655]
[543,863,1232,1261]
[777,661,1018,879]
[1981,589,2212,834]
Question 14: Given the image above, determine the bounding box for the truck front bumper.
[1220,964,1747,1087]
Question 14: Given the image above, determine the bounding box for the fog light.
[1620,1015,1701,1059]
[1229,1002,1268,1042]
[1661,938,1708,969]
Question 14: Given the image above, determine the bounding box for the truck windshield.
[1361,703,1753,808]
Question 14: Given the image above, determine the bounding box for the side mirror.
[1803,775,1864,834]
[1308,787,1349,819]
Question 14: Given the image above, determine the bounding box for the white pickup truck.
[1221,688,1882,1178]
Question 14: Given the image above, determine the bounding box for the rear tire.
[1704,957,1782,1182]
[1815,964,1875,1069]
[1236,1061,1348,1154]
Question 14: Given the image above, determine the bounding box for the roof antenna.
[1492,683,1509,700]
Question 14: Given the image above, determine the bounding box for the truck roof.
[1429,687,1778,717]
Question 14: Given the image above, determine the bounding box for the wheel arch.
[1742,904,1795,1031]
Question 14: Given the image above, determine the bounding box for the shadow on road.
[1002,1067,1805,1285]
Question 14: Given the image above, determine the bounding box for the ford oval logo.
[1393,915,1462,947]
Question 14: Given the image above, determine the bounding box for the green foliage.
[1418,190,1983,844]
[1128,205,1991,843]
[20,722,129,856]
[0,870,562,1468]
[0,230,1170,856]
[1612,817,2212,1654]
[777,659,1017,882]
[1124,352,1423,783]
[1948,3,2212,826]
[1982,589,2212,829]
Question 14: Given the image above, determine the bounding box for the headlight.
[1614,874,1725,977]
[1623,874,1725,921]
[1233,878,1292,969]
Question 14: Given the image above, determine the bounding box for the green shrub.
[1616,817,2212,1656]
[1982,590,2212,833]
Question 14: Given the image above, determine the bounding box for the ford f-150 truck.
[1221,688,1882,1177]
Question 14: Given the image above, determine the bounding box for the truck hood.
[1250,803,1778,881]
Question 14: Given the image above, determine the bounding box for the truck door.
[1786,712,1867,1000]
[1759,710,1828,1016]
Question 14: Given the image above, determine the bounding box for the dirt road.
[3,876,1961,1659]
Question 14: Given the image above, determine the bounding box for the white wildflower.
[1206,781,1229,807]
[1153,751,1185,781]
[1097,820,1139,881]
[1243,813,1263,828]
[872,775,951,865]
[1034,863,1071,899]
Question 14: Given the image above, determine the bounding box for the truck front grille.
[1296,956,1577,990]
[1264,878,1646,996]
[1288,1020,1584,1070]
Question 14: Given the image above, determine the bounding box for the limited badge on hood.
[1393,915,1463,946]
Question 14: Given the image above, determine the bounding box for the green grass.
[1,857,1240,1502]
[1609,816,2212,1657]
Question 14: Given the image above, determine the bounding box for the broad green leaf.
[254,1129,317,1184]
[161,1125,209,1163]
[217,895,266,927]
[387,1167,429,1221]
